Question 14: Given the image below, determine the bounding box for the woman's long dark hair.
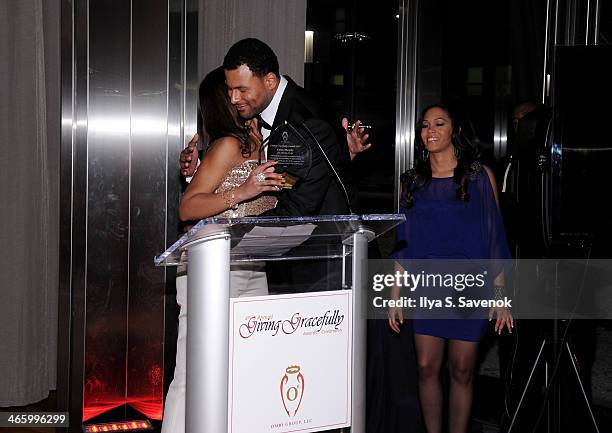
[400,104,481,208]
[198,66,255,157]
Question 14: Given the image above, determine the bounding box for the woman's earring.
[419,148,429,161]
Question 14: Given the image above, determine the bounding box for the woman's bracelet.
[493,285,505,301]
[221,189,239,210]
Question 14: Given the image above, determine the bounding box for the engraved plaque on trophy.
[262,122,312,189]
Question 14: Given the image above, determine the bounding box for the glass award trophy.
[259,122,312,189]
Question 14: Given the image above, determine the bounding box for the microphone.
[290,116,354,214]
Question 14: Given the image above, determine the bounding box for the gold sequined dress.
[214,160,277,217]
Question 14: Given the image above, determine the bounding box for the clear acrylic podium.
[155,214,405,433]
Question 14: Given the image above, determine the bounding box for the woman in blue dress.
[388,104,513,433]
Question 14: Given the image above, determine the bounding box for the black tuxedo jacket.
[262,77,351,216]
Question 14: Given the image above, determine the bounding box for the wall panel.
[59,0,193,429]
[127,0,170,421]
[83,0,132,421]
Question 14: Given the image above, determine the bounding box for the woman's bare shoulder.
[204,135,243,165]
[208,135,242,154]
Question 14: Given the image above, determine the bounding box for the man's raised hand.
[180,133,200,177]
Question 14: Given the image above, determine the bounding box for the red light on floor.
[83,420,152,432]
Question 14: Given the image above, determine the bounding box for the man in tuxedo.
[223,37,351,216]
[222,38,352,294]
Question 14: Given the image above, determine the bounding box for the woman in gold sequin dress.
[162,67,283,433]
[179,66,283,220]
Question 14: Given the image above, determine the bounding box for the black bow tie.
[257,115,273,131]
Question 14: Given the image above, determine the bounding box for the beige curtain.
[199,0,307,83]
[0,0,60,406]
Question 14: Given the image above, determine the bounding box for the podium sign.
[228,291,352,433]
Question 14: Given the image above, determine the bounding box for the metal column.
[185,231,231,433]
[350,229,373,433]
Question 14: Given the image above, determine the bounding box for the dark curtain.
[367,318,425,433]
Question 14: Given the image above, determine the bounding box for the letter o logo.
[286,386,299,401]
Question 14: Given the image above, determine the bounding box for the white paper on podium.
[228,291,352,433]
[232,224,316,257]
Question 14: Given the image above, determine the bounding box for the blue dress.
[392,165,511,342]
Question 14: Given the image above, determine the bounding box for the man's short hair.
[223,38,280,78]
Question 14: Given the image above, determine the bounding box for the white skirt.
[161,263,268,433]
